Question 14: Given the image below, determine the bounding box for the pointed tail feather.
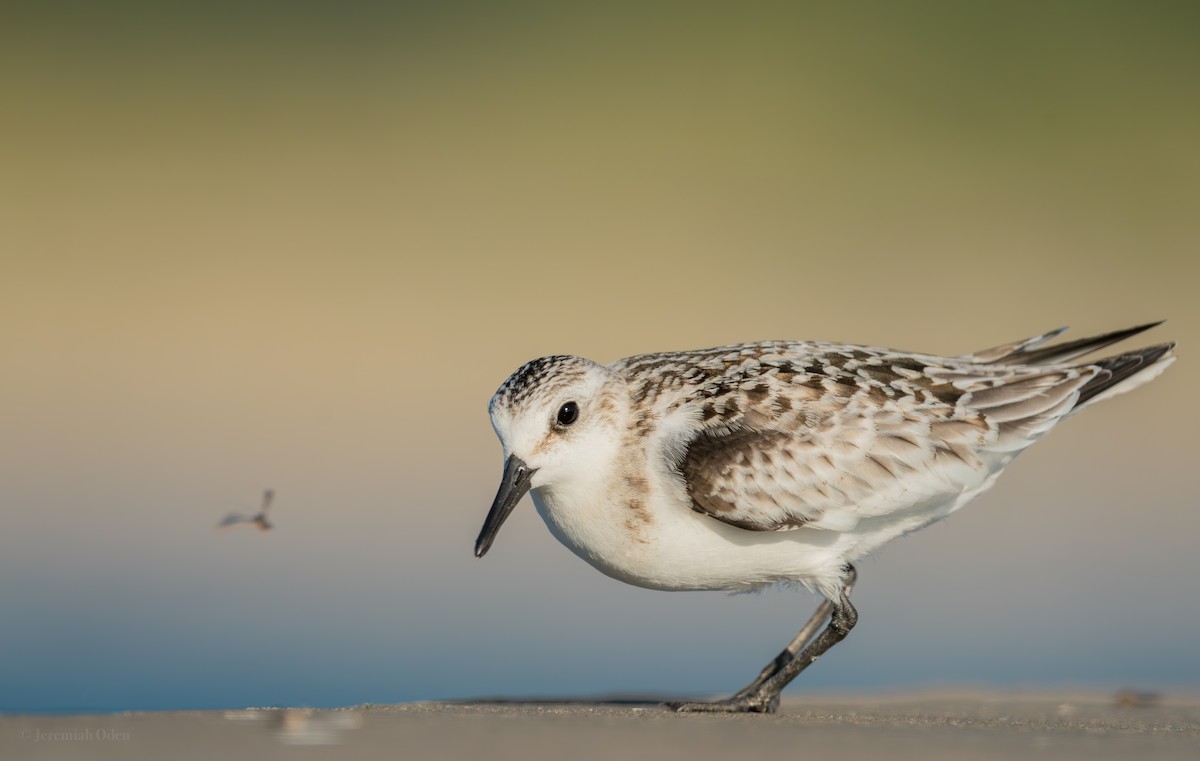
[966,326,1069,363]
[971,321,1166,366]
[1003,321,1166,366]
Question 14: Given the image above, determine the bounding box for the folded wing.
[675,326,1171,533]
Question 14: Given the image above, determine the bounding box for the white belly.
[530,486,853,594]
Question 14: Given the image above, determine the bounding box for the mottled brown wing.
[677,353,1099,533]
[681,397,993,531]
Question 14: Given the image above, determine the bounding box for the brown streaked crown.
[490,355,596,415]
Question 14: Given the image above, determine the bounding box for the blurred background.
[2,1,1197,712]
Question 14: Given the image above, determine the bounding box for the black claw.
[666,695,779,714]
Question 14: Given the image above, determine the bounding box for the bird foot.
[666,693,779,714]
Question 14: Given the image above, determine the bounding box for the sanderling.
[475,323,1175,713]
[218,489,276,532]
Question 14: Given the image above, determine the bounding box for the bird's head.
[474,355,629,558]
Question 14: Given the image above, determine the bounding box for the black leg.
[729,566,856,700]
[669,565,859,714]
[727,599,832,701]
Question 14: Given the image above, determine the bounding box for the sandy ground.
[3,692,1198,760]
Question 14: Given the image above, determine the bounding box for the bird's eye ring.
[556,401,579,426]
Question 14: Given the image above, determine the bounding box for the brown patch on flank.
[625,497,653,542]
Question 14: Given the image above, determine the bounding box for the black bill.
[474,455,535,558]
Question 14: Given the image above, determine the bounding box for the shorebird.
[474,323,1175,713]
[218,489,276,532]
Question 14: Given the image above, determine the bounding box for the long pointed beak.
[475,455,536,558]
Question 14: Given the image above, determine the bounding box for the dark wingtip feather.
[1074,342,1175,407]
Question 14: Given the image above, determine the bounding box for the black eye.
[556,401,579,426]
